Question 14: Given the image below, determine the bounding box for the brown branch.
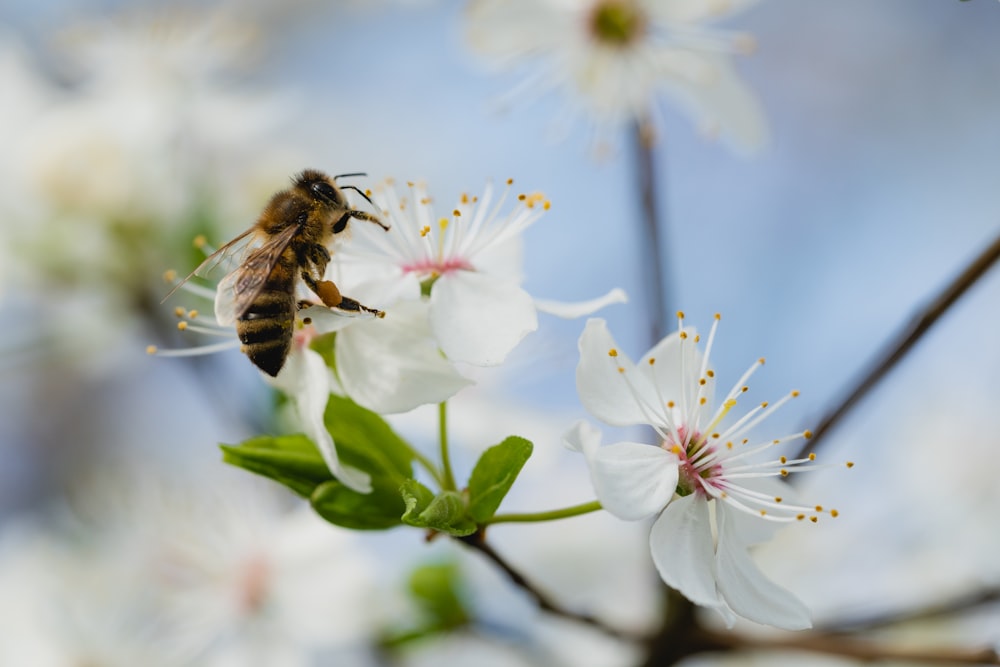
[706,628,1000,665]
[794,229,1000,460]
[632,118,672,346]
[455,531,644,642]
[817,586,1000,634]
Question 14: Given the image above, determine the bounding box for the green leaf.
[466,436,533,523]
[220,434,331,498]
[400,480,477,536]
[323,394,414,480]
[312,478,406,530]
[408,561,470,629]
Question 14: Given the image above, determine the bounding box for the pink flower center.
[664,425,724,497]
[401,257,474,276]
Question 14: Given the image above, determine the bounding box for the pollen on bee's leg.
[313,280,343,308]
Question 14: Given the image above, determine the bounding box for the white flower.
[465,0,767,152]
[337,178,627,368]
[568,314,851,629]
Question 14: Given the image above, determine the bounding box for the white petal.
[562,419,603,460]
[271,348,372,494]
[649,494,727,617]
[646,0,760,24]
[337,300,473,414]
[635,326,710,429]
[534,288,628,319]
[591,442,678,521]
[715,504,812,630]
[429,271,538,366]
[576,318,657,426]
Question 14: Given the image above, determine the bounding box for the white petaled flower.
[568,314,853,629]
[337,178,627,368]
[465,0,767,152]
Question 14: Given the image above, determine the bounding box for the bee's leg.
[301,271,385,319]
[332,210,389,234]
[304,244,331,277]
[337,296,386,319]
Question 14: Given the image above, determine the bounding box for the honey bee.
[167,169,389,376]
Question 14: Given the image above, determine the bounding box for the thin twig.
[706,628,1000,666]
[632,118,671,345]
[817,586,1000,634]
[455,531,643,642]
[794,230,1000,460]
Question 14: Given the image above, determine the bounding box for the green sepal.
[466,436,533,523]
[408,561,470,630]
[220,434,330,498]
[400,480,477,536]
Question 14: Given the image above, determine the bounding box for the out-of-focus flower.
[0,469,380,666]
[465,0,767,152]
[568,314,851,629]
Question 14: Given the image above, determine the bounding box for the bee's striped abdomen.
[237,259,297,377]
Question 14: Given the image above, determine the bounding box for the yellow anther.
[451,209,461,217]
[146,345,157,355]
[831,509,840,518]
[670,444,682,455]
[796,514,805,521]
[617,367,625,373]
[667,401,675,408]
[420,226,431,237]
[406,180,415,187]
[174,307,185,317]
[741,386,749,393]
[808,453,816,461]
[759,510,767,516]
[506,178,514,185]
[846,461,855,468]
[177,321,188,331]
[706,370,715,378]
[699,397,707,405]
[803,430,813,439]
[680,332,688,339]
[461,193,470,204]
[810,516,818,523]
[775,496,783,503]
[773,440,780,445]
[163,269,178,283]
[760,401,769,408]
[440,218,449,229]
[517,193,526,201]
[188,310,199,319]
[779,469,789,477]
[815,505,823,512]
[543,200,551,210]
[193,234,207,248]
[699,378,706,386]
[365,189,372,197]
[711,433,719,439]
[726,441,733,449]
[759,357,766,365]
[714,313,721,320]
[791,390,800,397]
[779,456,787,463]
[677,310,685,319]
[608,348,618,357]
[648,357,656,365]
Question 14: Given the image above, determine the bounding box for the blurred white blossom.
[465,0,767,151]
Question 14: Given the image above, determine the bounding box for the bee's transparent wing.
[214,224,299,325]
[160,227,258,304]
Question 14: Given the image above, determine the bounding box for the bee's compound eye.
[311,181,341,204]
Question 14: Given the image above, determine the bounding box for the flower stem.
[484,500,602,525]
[410,447,445,489]
[793,229,1000,461]
[632,117,672,346]
[438,401,457,491]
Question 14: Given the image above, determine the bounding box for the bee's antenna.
[340,185,376,208]
[333,172,367,180]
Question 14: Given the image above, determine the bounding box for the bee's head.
[295,169,346,209]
